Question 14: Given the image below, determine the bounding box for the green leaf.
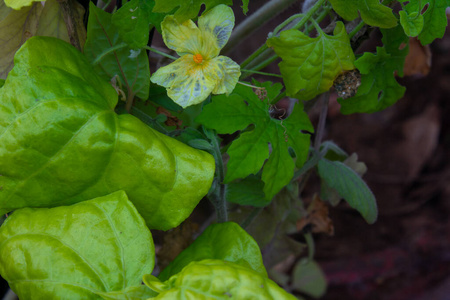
[84,2,150,100]
[145,259,297,299]
[405,0,450,44]
[0,36,215,230]
[399,10,424,37]
[197,82,313,200]
[227,175,268,207]
[291,259,327,298]
[329,0,397,28]
[4,0,39,10]
[317,158,378,224]
[338,25,408,114]
[0,191,155,299]
[153,0,248,22]
[96,285,158,299]
[267,22,355,101]
[111,0,154,49]
[158,222,267,281]
[0,0,85,79]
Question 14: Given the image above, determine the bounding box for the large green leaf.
[145,259,296,299]
[317,158,377,224]
[267,22,355,101]
[0,36,215,230]
[338,25,408,114]
[96,285,157,299]
[158,222,267,281]
[329,0,397,28]
[404,0,450,44]
[197,82,313,200]
[0,0,85,79]
[0,191,154,299]
[153,0,248,22]
[84,3,150,100]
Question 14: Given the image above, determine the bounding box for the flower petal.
[161,15,203,56]
[151,55,218,108]
[210,56,241,95]
[198,4,235,51]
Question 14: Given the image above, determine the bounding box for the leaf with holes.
[197,82,313,200]
[338,25,408,114]
[317,158,377,224]
[267,22,355,101]
[329,0,397,28]
[84,2,150,100]
[0,191,155,299]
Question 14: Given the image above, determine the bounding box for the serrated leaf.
[405,0,450,45]
[399,10,424,37]
[0,191,155,299]
[0,0,85,79]
[158,222,267,281]
[338,25,408,114]
[111,0,154,49]
[227,175,268,207]
[84,2,150,100]
[153,0,249,22]
[145,259,296,299]
[329,0,397,28]
[197,82,313,200]
[291,259,327,298]
[267,22,355,101]
[0,36,215,230]
[317,159,378,224]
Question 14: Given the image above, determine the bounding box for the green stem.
[241,54,278,80]
[314,92,329,151]
[270,90,286,105]
[348,20,365,39]
[240,69,283,78]
[144,46,178,60]
[304,232,315,260]
[240,207,263,229]
[222,0,299,55]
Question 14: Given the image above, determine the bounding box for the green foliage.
[144,259,297,299]
[399,10,424,37]
[291,259,327,298]
[84,2,150,100]
[318,159,378,224]
[0,191,155,299]
[328,0,397,28]
[197,82,313,200]
[159,222,267,281]
[4,0,40,10]
[404,0,450,45]
[339,25,409,114]
[267,22,355,101]
[0,36,215,230]
[0,0,85,79]
[227,175,268,207]
[153,0,248,22]
[96,285,158,299]
[112,0,155,49]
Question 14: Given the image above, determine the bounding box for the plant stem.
[240,69,283,78]
[304,232,315,260]
[314,92,329,151]
[144,46,178,60]
[58,0,82,51]
[240,207,263,229]
[348,20,365,39]
[222,0,299,55]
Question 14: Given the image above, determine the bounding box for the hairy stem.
[314,92,330,151]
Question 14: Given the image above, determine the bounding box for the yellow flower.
[150,5,241,108]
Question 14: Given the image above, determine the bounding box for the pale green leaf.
[291,259,327,298]
[159,222,267,281]
[0,36,215,230]
[0,191,155,299]
[399,10,424,37]
[267,22,355,101]
[317,159,378,224]
[145,259,297,299]
[4,0,39,10]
